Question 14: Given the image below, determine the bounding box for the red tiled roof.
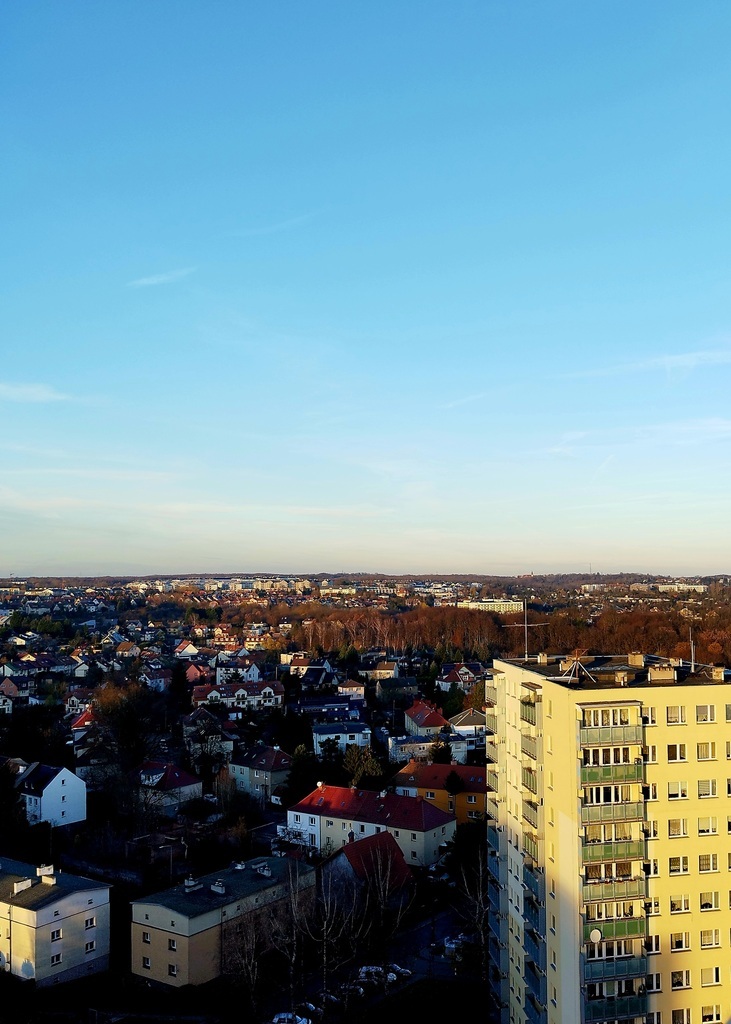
[405,700,449,729]
[291,785,455,831]
[392,759,486,793]
[340,831,412,889]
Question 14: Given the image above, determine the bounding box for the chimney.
[628,652,645,668]
[537,653,549,665]
[712,666,726,682]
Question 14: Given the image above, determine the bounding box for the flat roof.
[495,655,728,690]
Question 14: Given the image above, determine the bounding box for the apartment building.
[0,859,110,985]
[486,653,731,1024]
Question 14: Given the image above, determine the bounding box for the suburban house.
[449,707,487,750]
[130,857,316,987]
[18,763,87,827]
[0,859,111,985]
[173,641,199,659]
[191,680,284,715]
[404,699,449,737]
[181,708,237,776]
[436,661,489,693]
[214,659,261,686]
[227,745,293,805]
[311,722,372,756]
[282,783,456,866]
[130,761,203,818]
[390,759,487,825]
[320,830,414,904]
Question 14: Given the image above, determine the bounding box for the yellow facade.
[487,655,731,1024]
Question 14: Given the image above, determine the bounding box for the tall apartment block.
[486,653,730,1024]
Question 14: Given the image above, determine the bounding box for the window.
[726,703,731,722]
[700,891,720,911]
[168,964,177,977]
[342,822,347,830]
[309,816,315,825]
[646,858,660,876]
[646,934,661,954]
[50,953,62,966]
[85,917,95,930]
[669,857,689,875]
[669,818,688,838]
[359,824,365,833]
[142,956,151,969]
[325,819,333,827]
[466,794,477,804]
[646,898,660,916]
[672,1012,690,1024]
[644,744,658,763]
[700,929,720,948]
[411,832,417,841]
[142,932,150,944]
[699,854,719,873]
[168,939,176,951]
[698,742,717,761]
[293,813,300,823]
[697,704,716,723]
[670,894,690,913]
[643,707,656,725]
[702,1007,721,1023]
[668,781,688,800]
[51,929,62,942]
[670,932,691,950]
[701,966,721,986]
[699,779,717,798]
[646,972,662,992]
[647,1014,662,1024]
[85,940,95,953]
[699,817,718,836]
[668,744,687,762]
[671,969,691,989]
[425,790,435,799]
[667,706,686,725]
[644,820,659,839]
[644,782,658,801]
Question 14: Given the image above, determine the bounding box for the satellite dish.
[589,928,602,944]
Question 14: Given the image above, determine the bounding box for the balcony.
[583,917,646,942]
[485,685,498,707]
[584,996,646,1022]
[524,896,542,933]
[520,700,537,726]
[524,997,543,1024]
[485,712,498,735]
[581,763,644,785]
[523,863,544,900]
[580,724,643,746]
[581,840,646,864]
[487,769,500,793]
[487,824,500,850]
[486,741,499,764]
[521,733,537,760]
[523,832,539,861]
[524,928,546,972]
[522,765,538,793]
[580,802,644,825]
[582,876,646,902]
[524,960,547,1005]
[583,955,647,982]
[522,799,540,829]
[487,796,500,820]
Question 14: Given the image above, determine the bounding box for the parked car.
[272,1014,310,1024]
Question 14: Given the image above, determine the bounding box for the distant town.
[2,571,731,1023]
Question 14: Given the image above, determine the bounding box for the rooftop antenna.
[690,626,695,674]
[504,600,549,661]
[561,648,599,686]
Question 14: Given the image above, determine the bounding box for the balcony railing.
[523,832,539,861]
[521,733,537,760]
[580,724,643,746]
[582,876,646,902]
[581,840,646,863]
[580,802,644,825]
[523,863,544,900]
[581,762,644,785]
[522,765,538,793]
[486,741,499,764]
[584,995,647,1022]
[524,896,542,933]
[487,770,500,793]
[583,917,646,942]
[524,928,546,972]
[524,997,543,1024]
[485,685,498,707]
[485,712,498,734]
[583,955,647,982]
[522,799,540,829]
[520,700,537,726]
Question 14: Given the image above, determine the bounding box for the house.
[17,763,87,827]
[436,661,489,693]
[386,731,476,765]
[181,708,237,775]
[140,668,172,692]
[173,641,199,660]
[190,680,284,714]
[320,830,414,904]
[0,859,110,985]
[282,784,457,866]
[449,707,487,750]
[404,699,449,737]
[130,857,315,987]
[214,659,261,686]
[311,722,372,756]
[391,759,486,825]
[338,679,366,701]
[130,761,202,818]
[0,694,12,714]
[227,745,293,805]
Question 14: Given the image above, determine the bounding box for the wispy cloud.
[0,382,69,403]
[127,267,196,288]
[228,210,323,238]
[441,391,489,410]
[560,347,731,380]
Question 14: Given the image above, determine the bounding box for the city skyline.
[3,3,731,577]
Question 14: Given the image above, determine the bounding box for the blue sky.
[3,1,731,577]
